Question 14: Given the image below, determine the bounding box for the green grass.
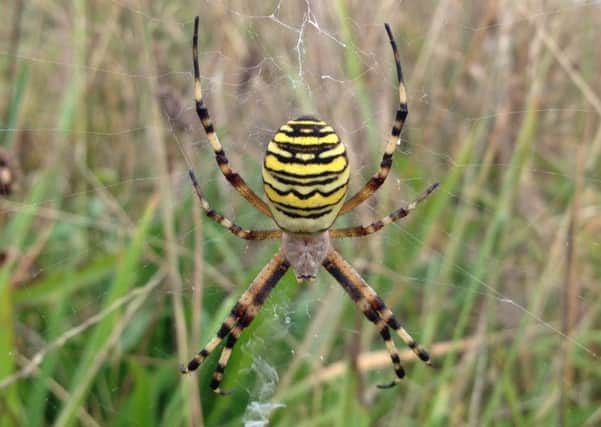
[1,2,600,426]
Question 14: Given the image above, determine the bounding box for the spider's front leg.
[339,23,409,215]
[181,250,289,395]
[192,16,272,218]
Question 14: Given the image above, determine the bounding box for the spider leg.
[208,328,241,396]
[188,170,281,240]
[181,250,290,395]
[323,250,431,384]
[323,251,410,387]
[331,182,439,238]
[192,17,273,218]
[208,312,252,395]
[339,23,407,215]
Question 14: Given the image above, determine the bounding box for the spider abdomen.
[262,116,349,233]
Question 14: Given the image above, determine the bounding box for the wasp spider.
[181,17,439,394]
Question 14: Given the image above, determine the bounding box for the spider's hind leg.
[180,303,242,374]
[181,250,290,395]
[376,326,406,388]
[208,325,243,395]
[323,251,408,387]
[207,301,264,395]
[323,249,431,386]
[373,299,431,365]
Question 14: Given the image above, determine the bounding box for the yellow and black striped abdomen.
[262,116,349,233]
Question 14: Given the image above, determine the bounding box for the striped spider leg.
[338,23,409,215]
[181,250,289,395]
[322,249,432,388]
[192,17,273,218]
[187,170,281,241]
[331,182,439,239]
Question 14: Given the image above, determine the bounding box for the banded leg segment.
[181,249,290,392]
[209,299,264,394]
[188,170,281,240]
[331,182,439,239]
[378,327,406,388]
[192,17,273,218]
[323,249,431,380]
[323,251,407,387]
[209,328,241,395]
[339,23,408,215]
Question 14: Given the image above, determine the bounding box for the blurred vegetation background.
[1,0,600,426]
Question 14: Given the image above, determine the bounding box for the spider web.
[1,0,600,425]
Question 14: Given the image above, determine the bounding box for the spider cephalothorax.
[181,17,439,395]
[281,230,330,281]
